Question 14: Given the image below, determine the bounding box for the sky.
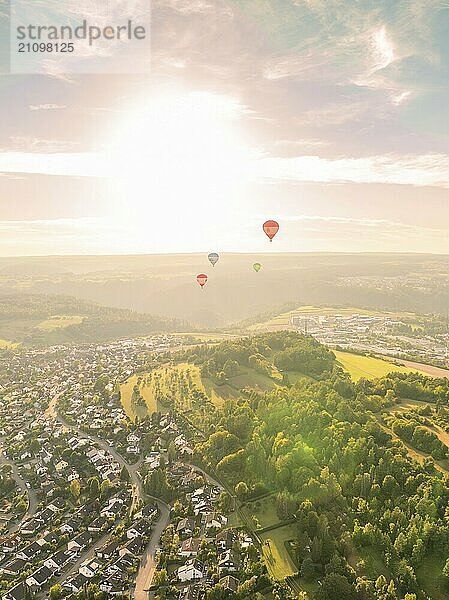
[0,0,448,256]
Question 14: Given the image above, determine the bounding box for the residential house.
[176,517,195,537]
[179,537,201,558]
[68,532,92,554]
[177,559,205,582]
[218,549,241,575]
[25,565,53,588]
[79,558,104,578]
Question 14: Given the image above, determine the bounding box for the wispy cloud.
[0,152,107,177]
[29,104,66,111]
[259,153,449,188]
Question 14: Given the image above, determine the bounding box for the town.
[290,311,449,368]
[0,336,267,600]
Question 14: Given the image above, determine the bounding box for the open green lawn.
[241,496,281,529]
[334,350,426,381]
[35,315,84,330]
[355,546,391,580]
[416,552,448,600]
[259,525,299,580]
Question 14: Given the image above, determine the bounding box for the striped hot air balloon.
[263,220,279,242]
[197,274,208,289]
[208,252,219,267]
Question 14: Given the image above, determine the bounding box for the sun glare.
[106,90,256,251]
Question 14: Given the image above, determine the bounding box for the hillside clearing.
[35,315,85,330]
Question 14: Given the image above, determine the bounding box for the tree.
[235,481,248,497]
[167,441,177,463]
[88,476,100,498]
[120,465,130,483]
[206,584,226,600]
[100,479,111,499]
[300,556,315,580]
[49,585,63,600]
[314,573,358,600]
[70,479,81,501]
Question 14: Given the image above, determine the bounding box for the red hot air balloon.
[263,220,279,242]
[197,274,208,289]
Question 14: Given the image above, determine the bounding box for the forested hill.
[171,332,449,599]
[0,294,190,346]
[182,331,337,380]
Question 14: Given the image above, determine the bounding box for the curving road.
[0,452,38,535]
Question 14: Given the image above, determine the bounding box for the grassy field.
[259,525,299,580]
[333,350,426,381]
[120,362,238,421]
[416,552,448,600]
[173,332,240,342]
[120,356,311,422]
[119,373,159,422]
[241,496,281,529]
[36,315,85,330]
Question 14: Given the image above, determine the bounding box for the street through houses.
[53,411,171,597]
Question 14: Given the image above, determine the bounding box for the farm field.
[333,350,427,381]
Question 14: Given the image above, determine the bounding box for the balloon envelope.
[263,220,279,241]
[197,274,208,288]
[253,263,261,272]
[208,252,219,267]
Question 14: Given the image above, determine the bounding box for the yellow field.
[334,351,426,381]
[0,339,19,349]
[260,525,298,580]
[173,332,240,342]
[120,372,158,422]
[36,315,84,330]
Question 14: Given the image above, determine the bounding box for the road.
[133,496,170,600]
[0,452,39,535]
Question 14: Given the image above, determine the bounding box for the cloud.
[29,104,66,111]
[0,152,108,177]
[258,153,449,188]
[1,146,449,192]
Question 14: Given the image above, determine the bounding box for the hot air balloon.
[263,220,279,242]
[208,252,219,267]
[253,263,261,272]
[197,274,208,289]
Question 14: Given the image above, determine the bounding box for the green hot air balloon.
[253,262,261,272]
